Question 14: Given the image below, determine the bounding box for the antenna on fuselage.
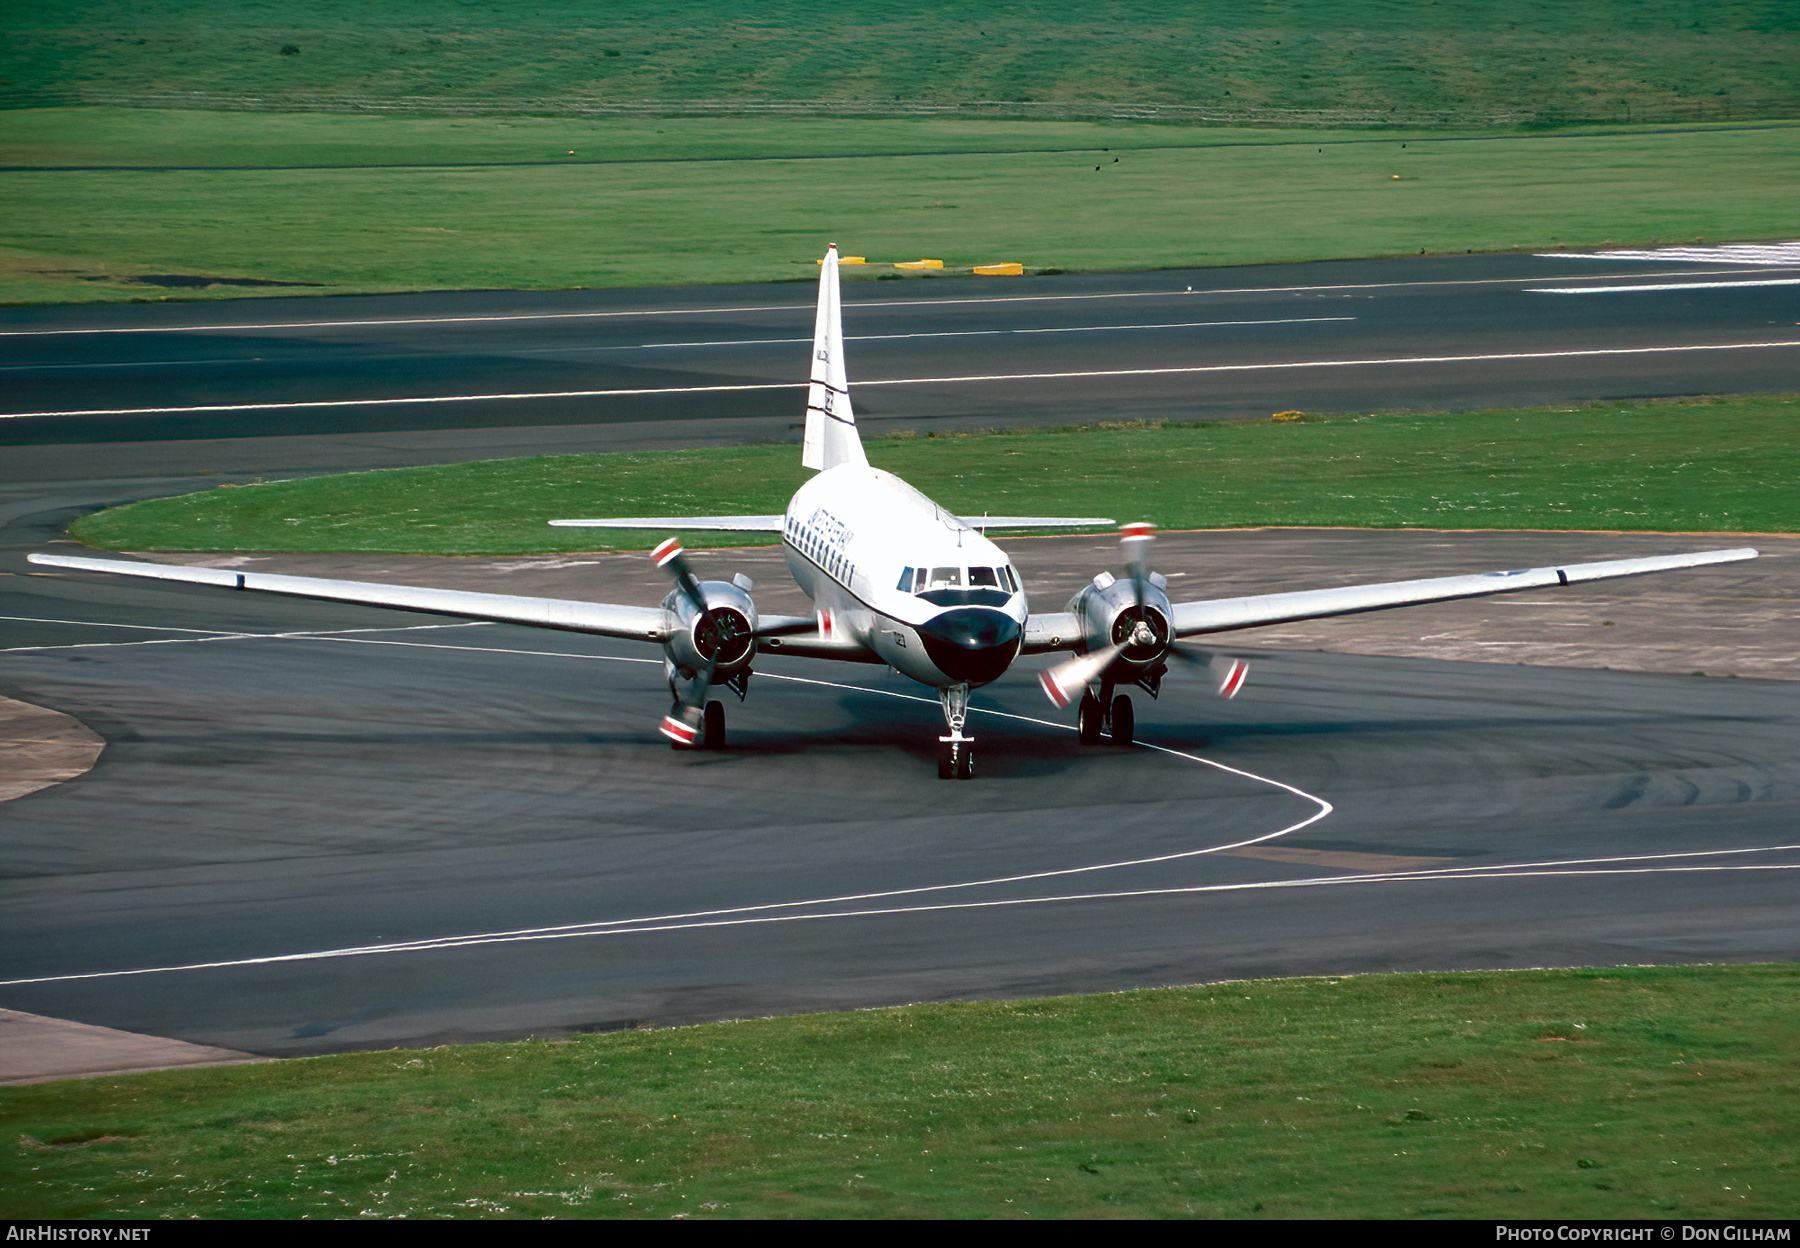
[801,244,870,474]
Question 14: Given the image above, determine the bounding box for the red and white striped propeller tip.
[651,537,684,567]
[1120,522,1155,539]
[1217,658,1249,700]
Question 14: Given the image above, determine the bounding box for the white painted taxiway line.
[8,337,1800,420]
[6,633,1797,988]
[0,640,1330,985]
[4,266,1795,338]
[8,852,1797,987]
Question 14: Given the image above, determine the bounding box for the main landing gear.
[666,698,729,750]
[937,683,975,780]
[1077,688,1135,747]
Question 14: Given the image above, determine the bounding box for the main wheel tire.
[702,700,725,750]
[1109,694,1135,746]
[938,741,954,779]
[955,746,975,780]
[1077,691,1103,744]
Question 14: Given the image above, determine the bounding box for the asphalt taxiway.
[1,253,1796,1063]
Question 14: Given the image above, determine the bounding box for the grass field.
[3,966,1795,1219]
[7,1,1797,117]
[5,109,1797,304]
[69,396,1800,556]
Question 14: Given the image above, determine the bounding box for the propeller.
[1038,523,1248,708]
[653,537,746,746]
[649,537,813,746]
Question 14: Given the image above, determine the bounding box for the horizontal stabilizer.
[1171,547,1759,636]
[961,516,1116,530]
[549,516,786,531]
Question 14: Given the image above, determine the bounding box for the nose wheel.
[938,736,974,780]
[937,682,975,780]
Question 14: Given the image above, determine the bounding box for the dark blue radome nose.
[917,608,1022,685]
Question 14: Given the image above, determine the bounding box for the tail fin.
[801,244,869,472]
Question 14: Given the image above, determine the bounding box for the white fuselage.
[780,466,1028,688]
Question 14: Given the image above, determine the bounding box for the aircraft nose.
[917,608,1022,685]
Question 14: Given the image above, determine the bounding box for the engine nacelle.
[661,579,758,687]
[1065,569,1174,693]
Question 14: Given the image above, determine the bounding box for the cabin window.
[926,566,961,589]
[897,567,915,592]
[969,566,1000,588]
[1002,565,1020,593]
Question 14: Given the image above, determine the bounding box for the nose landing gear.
[937,683,975,780]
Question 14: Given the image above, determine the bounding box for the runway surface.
[1,251,1797,1058]
[4,250,1800,449]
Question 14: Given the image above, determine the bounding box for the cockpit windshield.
[897,564,1019,604]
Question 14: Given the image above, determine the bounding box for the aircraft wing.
[757,631,884,664]
[27,553,670,641]
[548,516,785,531]
[1021,611,1084,655]
[1168,547,1759,637]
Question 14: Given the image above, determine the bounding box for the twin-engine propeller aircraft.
[32,247,1759,778]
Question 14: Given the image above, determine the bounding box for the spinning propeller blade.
[1038,522,1249,706]
[1039,642,1124,708]
[652,536,706,616]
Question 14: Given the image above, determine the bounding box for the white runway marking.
[1529,278,1800,294]
[1541,242,1800,266]
[0,317,1356,374]
[634,315,1353,351]
[7,337,1799,420]
[4,627,1796,988]
[4,266,1795,338]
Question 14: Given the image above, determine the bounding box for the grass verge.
[7,1,1798,117]
[3,966,1795,1219]
[3,110,1797,303]
[68,396,1800,556]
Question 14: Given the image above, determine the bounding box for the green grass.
[6,1,1797,116]
[3,966,1796,1219]
[5,109,1798,303]
[69,396,1800,556]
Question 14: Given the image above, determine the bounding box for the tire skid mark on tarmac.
[4,632,1797,987]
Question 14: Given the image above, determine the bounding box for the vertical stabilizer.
[801,245,869,472]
